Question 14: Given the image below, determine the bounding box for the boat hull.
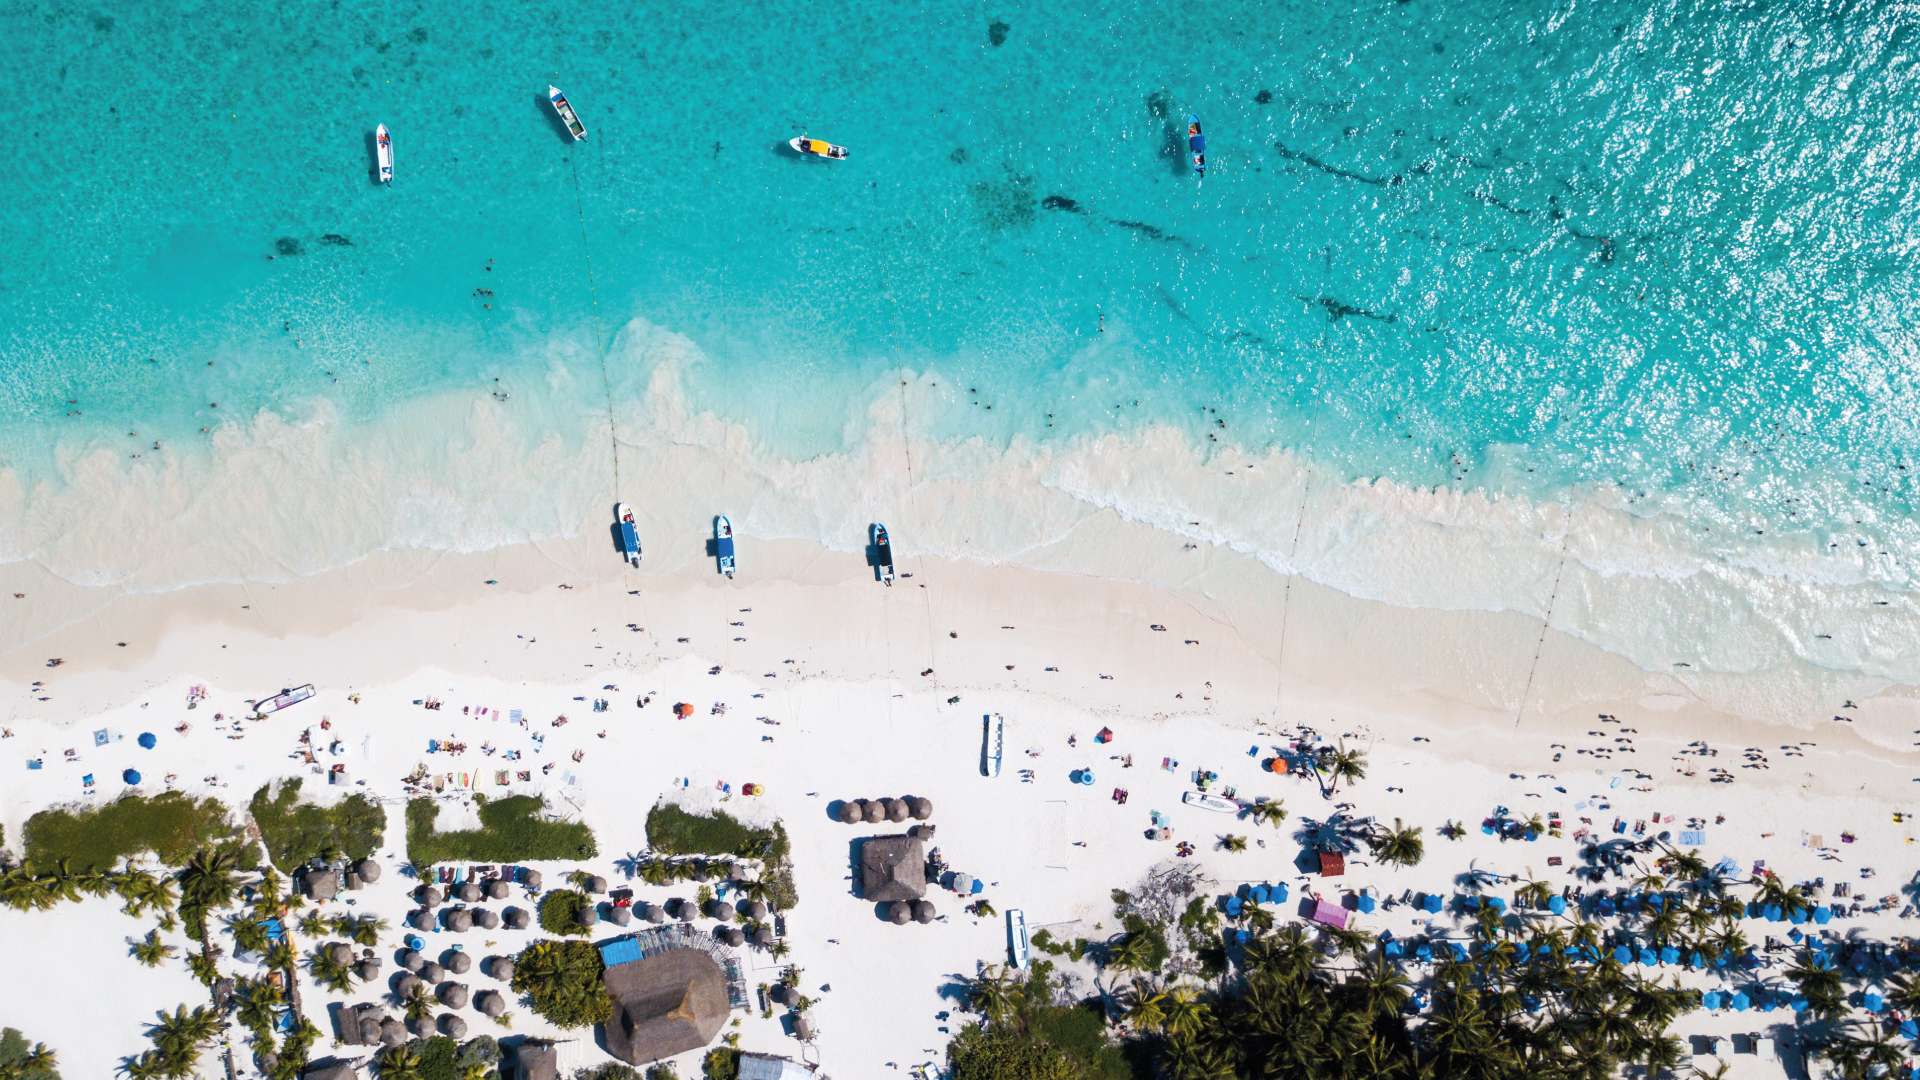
[375,124,394,183]
[549,86,587,141]
[715,515,736,578]
[870,523,894,584]
[616,502,640,566]
[790,136,847,160]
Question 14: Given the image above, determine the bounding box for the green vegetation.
[0,1028,60,1080]
[406,795,596,868]
[948,963,1133,1080]
[644,803,796,909]
[248,779,385,869]
[23,792,246,871]
[511,938,611,1029]
[537,889,595,936]
[700,1047,740,1080]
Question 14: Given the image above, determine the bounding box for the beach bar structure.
[595,927,748,1065]
[858,834,927,902]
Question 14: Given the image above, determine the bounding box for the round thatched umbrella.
[503,907,530,930]
[326,942,352,965]
[488,956,515,982]
[420,961,445,984]
[838,800,865,824]
[357,1017,380,1044]
[710,901,735,923]
[257,1051,278,1074]
[522,869,542,889]
[585,875,607,894]
[393,972,421,998]
[794,1015,815,1041]
[864,799,887,823]
[476,990,506,1018]
[576,903,598,928]
[379,1018,405,1047]
[752,925,777,947]
[719,926,745,947]
[473,907,500,930]
[444,908,473,933]
[355,859,382,883]
[886,798,909,823]
[609,904,632,926]
[406,1015,433,1038]
[887,901,912,925]
[909,796,933,820]
[439,1014,466,1038]
[439,982,469,1009]
[640,902,665,924]
[485,878,509,900]
[457,881,482,903]
[911,900,936,924]
[408,909,435,932]
[399,949,425,973]
[417,885,442,907]
[355,959,382,982]
[744,899,768,920]
[672,898,695,922]
[444,951,471,975]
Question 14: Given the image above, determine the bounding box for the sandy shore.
[3,510,1919,1075]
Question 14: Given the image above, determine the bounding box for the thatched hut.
[709,900,735,923]
[837,800,865,824]
[305,1059,359,1080]
[416,884,442,907]
[609,904,632,926]
[476,989,507,1018]
[886,798,910,823]
[399,949,425,973]
[354,859,381,883]
[511,1040,560,1080]
[643,902,666,924]
[473,907,500,930]
[601,947,731,1064]
[443,908,473,932]
[886,901,912,924]
[522,869,543,889]
[408,909,435,932]
[908,796,933,820]
[503,906,531,930]
[356,1016,380,1045]
[793,1014,815,1041]
[672,898,695,922]
[488,956,515,982]
[419,961,445,984]
[456,881,482,903]
[485,878,509,900]
[406,1015,433,1037]
[858,834,928,902]
[863,799,888,824]
[444,951,471,975]
[585,875,608,894]
[768,983,790,1005]
[379,1018,405,1047]
[301,868,339,902]
[439,982,469,1009]
[326,942,353,965]
[439,1013,466,1038]
[910,900,936,924]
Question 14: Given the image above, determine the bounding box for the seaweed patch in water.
[274,237,305,256]
[1041,195,1083,213]
[1146,90,1170,119]
[1254,89,1273,105]
[949,146,969,165]
[1108,219,1195,249]
[1298,295,1398,324]
[970,170,1037,229]
[988,19,1010,46]
[320,234,353,247]
[1275,143,1404,187]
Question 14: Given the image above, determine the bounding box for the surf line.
[1270,473,1315,723]
[1513,507,1575,728]
[566,152,624,493]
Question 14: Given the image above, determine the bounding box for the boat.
[375,124,394,184]
[790,135,848,160]
[871,522,894,585]
[1182,790,1239,813]
[1007,908,1031,970]
[616,503,641,567]
[549,85,586,141]
[982,713,1005,778]
[1186,115,1207,179]
[253,684,315,717]
[714,515,736,578]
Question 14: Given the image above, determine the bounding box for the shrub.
[24,792,245,871]
[538,889,595,936]
[701,1048,740,1080]
[248,780,385,870]
[511,939,610,1029]
[406,796,596,868]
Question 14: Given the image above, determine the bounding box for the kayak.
[375,124,394,184]
[1187,115,1207,179]
[790,135,848,160]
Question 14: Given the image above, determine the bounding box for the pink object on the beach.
[1310,900,1348,929]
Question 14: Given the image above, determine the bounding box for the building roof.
[1319,851,1346,877]
[302,867,339,900]
[301,1061,361,1080]
[739,1052,816,1080]
[510,1039,559,1080]
[859,834,927,902]
[601,947,731,1064]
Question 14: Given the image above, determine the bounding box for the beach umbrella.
[1487,897,1506,913]
[864,800,887,823]
[643,902,666,924]
[137,732,156,749]
[745,899,768,920]
[484,878,507,900]
[439,983,469,1009]
[887,901,912,925]
[1702,991,1722,1010]
[1384,940,1404,959]
[1731,991,1750,1011]
[1612,946,1632,965]
[1422,893,1443,914]
[473,908,499,930]
[355,959,381,982]
[886,798,909,823]
[1449,943,1469,962]
[1638,948,1656,966]
[379,1018,405,1047]
[408,910,433,932]
[1689,950,1705,968]
[1547,895,1567,915]
[1659,946,1681,965]
[457,882,482,903]
[719,926,745,947]
[1901,1018,1918,1040]
[1357,893,1377,914]
[586,875,607,894]
[406,1016,433,1038]
[1272,884,1289,904]
[1865,992,1887,1012]
[576,904,597,928]
[1789,906,1808,925]
[355,859,381,883]
[911,900,936,924]
[753,925,776,947]
[394,973,421,997]
[609,905,631,926]
[1513,941,1532,962]
[1249,884,1270,904]
[358,1018,381,1044]
[476,990,505,1018]
[1814,906,1833,924]
[522,869,542,889]
[675,898,695,922]
[417,885,442,907]
[122,768,141,785]
[444,951,471,975]
[488,956,514,982]
[439,1014,466,1038]
[951,873,975,895]
[838,800,865,824]
[909,796,933,820]
[1764,903,1784,922]
[444,909,473,932]
[400,950,425,973]
[710,901,735,922]
[503,907,530,929]
[1790,995,1809,1013]
[1224,897,1244,917]
[794,1015,815,1041]
[420,962,444,984]
[327,942,353,964]
[1415,944,1433,962]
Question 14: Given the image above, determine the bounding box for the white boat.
[549,85,586,141]
[790,135,847,160]
[714,515,736,578]
[1007,908,1030,970]
[616,503,640,567]
[375,124,394,184]
[253,684,315,716]
[982,713,1005,778]
[871,523,894,586]
[1182,790,1240,814]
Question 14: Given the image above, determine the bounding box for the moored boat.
[549,85,586,140]
[1187,115,1207,179]
[616,503,641,567]
[253,684,315,716]
[714,515,736,578]
[871,522,894,585]
[374,124,394,183]
[790,135,848,160]
[1007,908,1031,969]
[1182,790,1239,813]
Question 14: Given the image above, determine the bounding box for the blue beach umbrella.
[1814,906,1833,924]
[1638,948,1656,966]
[1422,893,1443,913]
[1900,1018,1918,1040]
[1659,946,1681,965]
[1702,990,1723,1009]
[1865,992,1887,1012]
[1416,943,1434,962]
[1790,996,1809,1013]
[1272,883,1289,904]
[1224,897,1244,917]
[137,732,156,749]
[1612,946,1632,964]
[1250,885,1270,904]
[1450,943,1469,961]
[1357,893,1377,914]
[1731,991,1750,1011]
[1547,895,1566,915]
[1789,907,1808,925]
[1234,929,1250,944]
[1488,896,1506,913]
[1384,941,1404,959]
[122,768,141,784]
[1764,903,1784,921]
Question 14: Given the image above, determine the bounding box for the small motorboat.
[981,713,1005,778]
[714,515,736,579]
[1186,115,1207,179]
[616,503,641,567]
[253,684,315,717]
[549,85,587,141]
[1007,908,1031,970]
[870,522,894,585]
[1182,790,1239,813]
[375,124,394,184]
[790,135,848,160]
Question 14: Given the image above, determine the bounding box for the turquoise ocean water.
[3,1,1918,694]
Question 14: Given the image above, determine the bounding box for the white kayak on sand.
[375,124,394,183]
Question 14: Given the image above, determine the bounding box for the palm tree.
[1246,800,1287,829]
[1161,988,1210,1039]
[1787,953,1847,1019]
[377,1044,427,1080]
[297,911,328,937]
[118,1052,168,1079]
[177,848,240,912]
[1129,989,1169,1032]
[131,929,176,967]
[403,981,435,1023]
[1370,819,1425,867]
[264,940,296,972]
[229,914,271,957]
[967,967,1020,1025]
[341,913,386,947]
[5,1041,56,1077]
[1348,953,1411,1020]
[1312,741,1368,799]
[1108,932,1156,975]
[1217,835,1248,853]
[147,1003,217,1071]
[308,948,354,993]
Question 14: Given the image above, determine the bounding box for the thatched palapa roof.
[503,906,530,929]
[485,878,509,899]
[354,859,381,882]
[858,834,927,902]
[602,947,731,1064]
[512,1040,560,1080]
[444,951,471,974]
